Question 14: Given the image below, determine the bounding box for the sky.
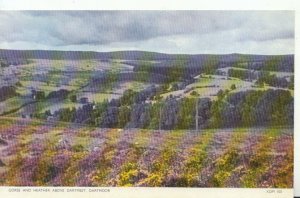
[0,11,295,54]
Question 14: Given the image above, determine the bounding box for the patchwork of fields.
[0,54,294,119]
[0,118,293,187]
[0,58,157,116]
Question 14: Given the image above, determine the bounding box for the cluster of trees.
[256,73,293,89]
[90,72,175,89]
[132,59,193,81]
[31,89,71,101]
[0,86,19,102]
[260,56,294,72]
[46,89,70,100]
[227,69,258,81]
[0,59,31,67]
[212,89,293,127]
[227,69,293,89]
[48,88,293,129]
[223,56,293,72]
[130,54,293,81]
[0,62,7,67]
[132,59,219,81]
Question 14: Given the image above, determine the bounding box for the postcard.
[0,1,298,197]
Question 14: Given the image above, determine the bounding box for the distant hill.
[0,49,294,72]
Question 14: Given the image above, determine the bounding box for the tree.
[35,91,45,100]
[190,90,199,97]
[70,94,77,103]
[101,107,119,127]
[217,89,225,99]
[57,107,75,122]
[255,79,264,88]
[47,89,70,100]
[120,89,137,106]
[15,81,22,87]
[230,84,236,90]
[171,83,179,91]
[45,110,52,116]
[0,86,18,102]
[118,106,131,128]
[176,98,195,129]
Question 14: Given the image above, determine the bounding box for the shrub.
[230,84,236,90]
[190,90,199,96]
[72,144,85,152]
[70,95,77,102]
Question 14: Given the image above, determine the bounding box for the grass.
[161,74,293,100]
[161,75,255,99]
[19,80,78,93]
[0,97,27,114]
[76,92,119,103]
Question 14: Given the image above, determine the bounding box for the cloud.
[0,11,295,54]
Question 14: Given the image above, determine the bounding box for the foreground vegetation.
[0,118,293,187]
